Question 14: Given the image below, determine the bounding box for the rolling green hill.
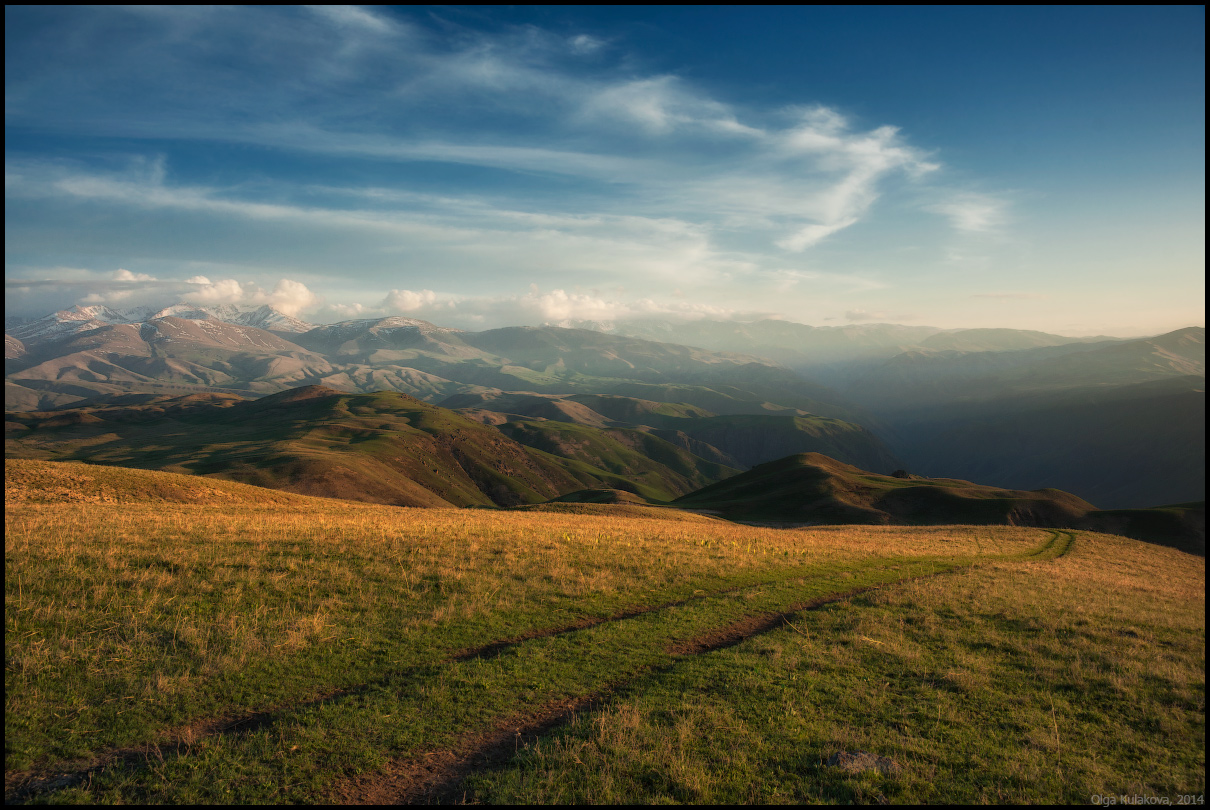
[4,386,736,507]
[4,457,322,506]
[667,413,901,473]
[495,419,739,501]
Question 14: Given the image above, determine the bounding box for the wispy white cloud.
[929,192,1008,233]
[305,5,398,36]
[5,160,747,290]
[6,6,958,259]
[777,219,859,252]
[4,7,1010,325]
[568,34,605,55]
[581,75,763,137]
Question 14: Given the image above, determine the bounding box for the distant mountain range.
[566,317,1123,370]
[4,303,1204,509]
[6,302,314,343]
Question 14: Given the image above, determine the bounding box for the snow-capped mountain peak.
[7,302,315,344]
[230,304,313,333]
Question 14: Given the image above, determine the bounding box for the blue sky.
[5,6,1204,334]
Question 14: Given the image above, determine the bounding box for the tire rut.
[9,533,1075,803]
[331,581,905,805]
[332,693,608,805]
[333,531,1078,805]
[5,572,810,803]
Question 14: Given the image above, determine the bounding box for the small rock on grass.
[826,750,902,777]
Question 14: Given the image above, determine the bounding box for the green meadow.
[4,461,1204,804]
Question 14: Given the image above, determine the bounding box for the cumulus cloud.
[523,289,632,322]
[181,277,322,315]
[112,268,156,282]
[182,278,246,306]
[4,267,199,316]
[382,288,438,312]
[3,264,324,319]
[317,287,742,331]
[265,278,322,316]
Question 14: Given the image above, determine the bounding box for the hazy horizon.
[9,296,1207,340]
[5,7,1205,337]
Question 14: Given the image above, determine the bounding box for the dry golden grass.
[13,460,1187,804]
[472,530,1205,803]
[7,484,1045,778]
[7,502,1042,672]
[4,458,316,506]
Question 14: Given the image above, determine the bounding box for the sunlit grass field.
[4,461,1204,804]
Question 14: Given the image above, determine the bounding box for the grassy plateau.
[4,460,1205,804]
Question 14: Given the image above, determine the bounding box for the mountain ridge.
[670,452,1204,553]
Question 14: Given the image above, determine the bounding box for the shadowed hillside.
[673,453,1096,526]
[671,452,1205,552]
[443,390,900,473]
[494,419,739,501]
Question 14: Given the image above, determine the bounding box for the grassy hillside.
[4,458,319,506]
[444,389,901,473]
[5,387,746,507]
[548,487,655,505]
[1081,502,1206,557]
[496,419,739,501]
[608,370,876,427]
[673,452,1097,527]
[6,386,603,507]
[671,413,902,473]
[5,460,1203,803]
